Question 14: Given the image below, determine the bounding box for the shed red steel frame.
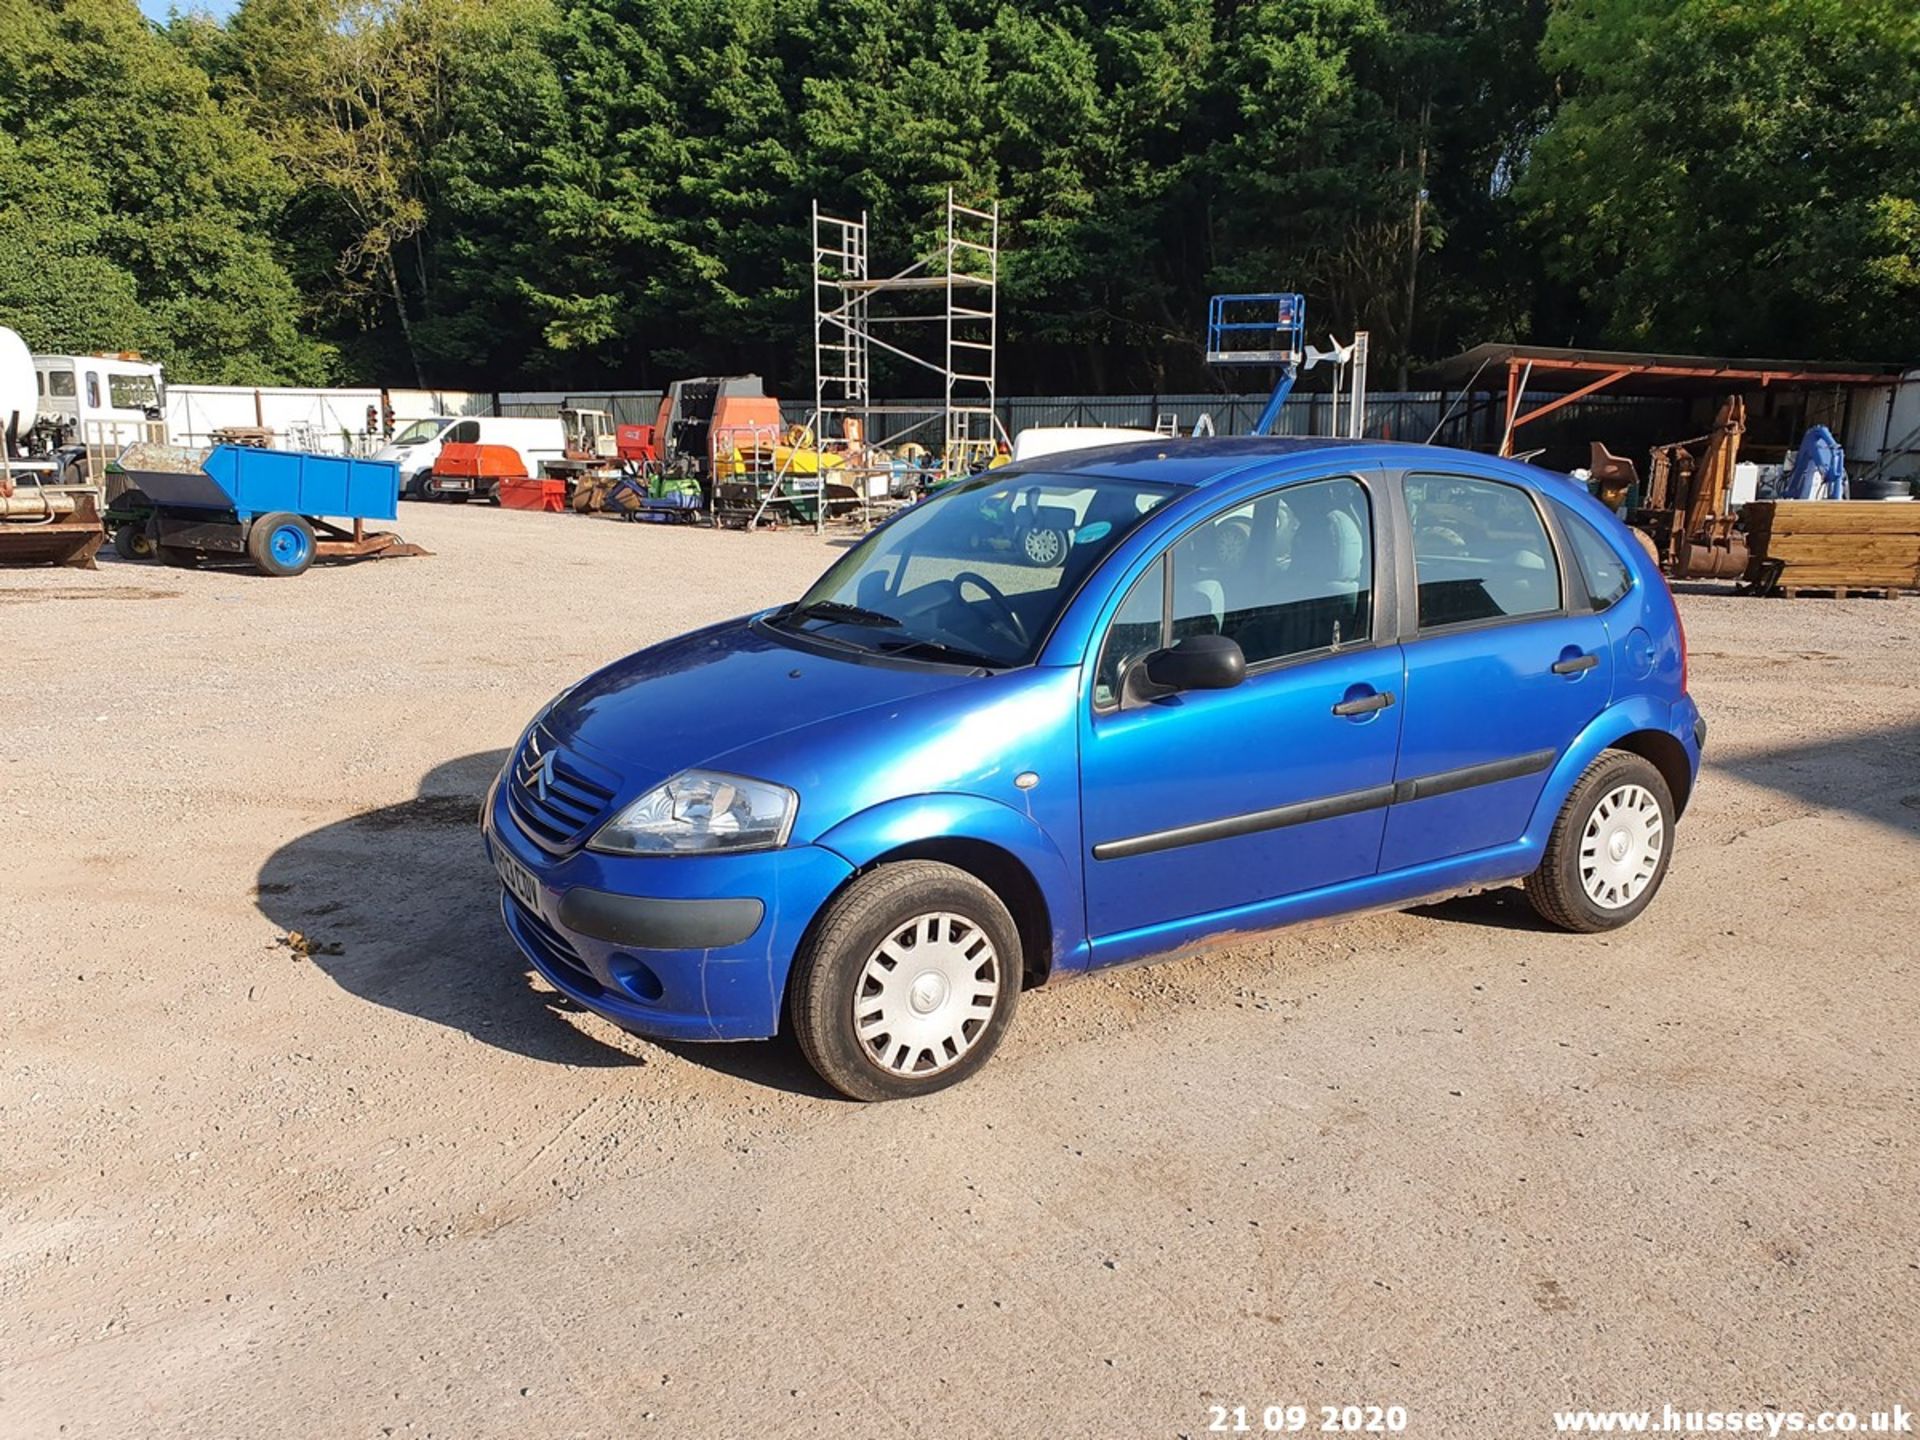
[1433,344,1899,457]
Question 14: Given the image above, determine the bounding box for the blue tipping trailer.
[114,442,427,577]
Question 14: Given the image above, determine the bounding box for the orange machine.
[654,376,783,477]
[429,441,527,502]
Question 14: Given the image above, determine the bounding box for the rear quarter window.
[1553,502,1633,611]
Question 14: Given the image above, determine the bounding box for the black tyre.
[112,524,154,561]
[1526,750,1675,933]
[1848,477,1907,501]
[790,861,1021,1101]
[246,512,316,577]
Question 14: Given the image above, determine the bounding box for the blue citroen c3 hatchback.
[482,438,1703,1100]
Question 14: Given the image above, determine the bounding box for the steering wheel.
[951,570,1028,649]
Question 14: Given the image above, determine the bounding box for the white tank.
[0,326,36,444]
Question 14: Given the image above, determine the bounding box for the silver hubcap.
[1580,783,1664,909]
[854,912,1001,1077]
[1024,528,1061,563]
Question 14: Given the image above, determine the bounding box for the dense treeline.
[1,0,1915,390]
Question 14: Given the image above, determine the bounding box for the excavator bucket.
[0,481,108,568]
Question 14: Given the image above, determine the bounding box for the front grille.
[505,724,619,852]
[503,893,600,991]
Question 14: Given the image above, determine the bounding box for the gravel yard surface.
[3,502,1916,1438]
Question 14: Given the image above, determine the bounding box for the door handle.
[1332,689,1395,717]
[1551,653,1599,676]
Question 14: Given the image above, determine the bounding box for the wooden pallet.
[1741,500,1920,595]
[1774,586,1914,600]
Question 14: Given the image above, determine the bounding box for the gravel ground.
[2,501,1916,1439]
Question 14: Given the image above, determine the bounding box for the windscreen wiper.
[787,600,902,628]
[875,635,1005,670]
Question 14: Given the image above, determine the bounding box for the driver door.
[1078,473,1405,948]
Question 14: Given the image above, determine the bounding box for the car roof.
[1012,436,1572,492]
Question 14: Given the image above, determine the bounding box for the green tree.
[0,0,329,382]
[1520,0,1920,362]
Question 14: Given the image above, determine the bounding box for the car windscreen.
[392,419,447,445]
[108,373,158,410]
[773,471,1177,668]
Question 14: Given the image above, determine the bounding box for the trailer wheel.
[112,524,155,561]
[248,513,316,577]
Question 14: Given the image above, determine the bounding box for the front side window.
[85,371,101,409]
[1094,558,1165,708]
[1169,476,1374,665]
[1553,501,1632,611]
[1407,474,1560,628]
[778,471,1176,669]
[449,420,481,443]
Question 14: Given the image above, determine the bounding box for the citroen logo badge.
[524,744,556,804]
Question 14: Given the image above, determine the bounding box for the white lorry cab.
[374,415,567,498]
[29,352,167,481]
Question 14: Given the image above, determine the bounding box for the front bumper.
[483,781,853,1041]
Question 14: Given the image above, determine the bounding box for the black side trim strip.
[1092,783,1396,861]
[1393,747,1555,804]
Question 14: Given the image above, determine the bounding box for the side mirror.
[1126,633,1247,705]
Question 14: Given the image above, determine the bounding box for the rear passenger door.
[1378,469,1614,873]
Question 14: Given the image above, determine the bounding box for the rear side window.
[1553,502,1633,611]
[47,370,76,397]
[1407,474,1560,628]
[86,371,101,409]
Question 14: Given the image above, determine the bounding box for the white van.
[375,415,567,498]
[1009,425,1163,464]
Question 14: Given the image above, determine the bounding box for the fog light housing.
[608,954,665,1003]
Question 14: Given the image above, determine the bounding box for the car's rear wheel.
[1526,750,1674,932]
[790,861,1020,1101]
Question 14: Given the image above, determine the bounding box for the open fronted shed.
[1430,343,1905,470]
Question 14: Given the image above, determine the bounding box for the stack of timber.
[1741,500,1920,596]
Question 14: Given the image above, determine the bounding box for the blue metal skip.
[199,445,401,523]
[121,444,401,523]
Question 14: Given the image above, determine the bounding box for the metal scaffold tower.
[812,189,1001,484]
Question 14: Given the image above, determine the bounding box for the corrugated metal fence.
[483,386,1684,461]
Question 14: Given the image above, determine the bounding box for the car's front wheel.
[1526,750,1675,932]
[790,860,1021,1101]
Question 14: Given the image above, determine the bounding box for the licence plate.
[495,847,542,914]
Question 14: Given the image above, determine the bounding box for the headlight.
[589,770,797,856]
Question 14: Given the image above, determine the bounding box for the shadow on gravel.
[1713,718,1920,836]
[1407,885,1555,932]
[257,750,848,1096]
[256,721,1920,1084]
[256,750,635,1069]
